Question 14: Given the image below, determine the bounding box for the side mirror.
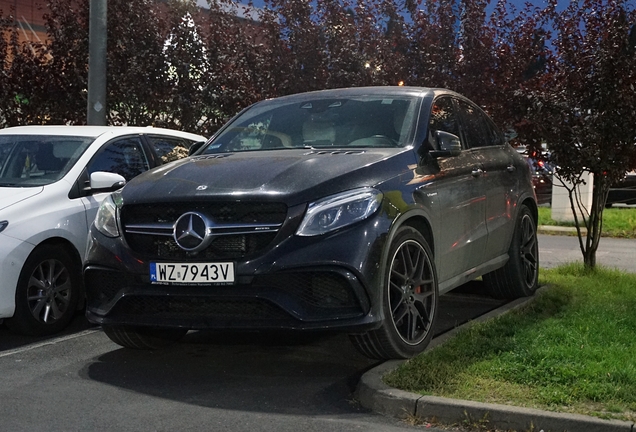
[188,141,206,155]
[429,131,462,158]
[88,171,126,193]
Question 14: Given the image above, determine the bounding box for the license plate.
[150,262,235,285]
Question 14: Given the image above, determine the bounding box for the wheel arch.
[396,215,435,257]
[387,210,435,256]
[31,237,83,271]
[521,196,539,226]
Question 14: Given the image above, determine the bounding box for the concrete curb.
[538,225,586,236]
[356,288,635,432]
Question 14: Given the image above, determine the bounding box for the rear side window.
[147,136,191,164]
[456,101,502,148]
[88,137,149,181]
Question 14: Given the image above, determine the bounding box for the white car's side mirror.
[89,171,126,193]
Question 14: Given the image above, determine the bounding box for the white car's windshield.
[202,95,419,154]
[0,135,94,187]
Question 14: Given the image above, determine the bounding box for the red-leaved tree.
[520,0,636,268]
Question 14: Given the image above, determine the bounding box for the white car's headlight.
[94,192,123,238]
[296,188,383,236]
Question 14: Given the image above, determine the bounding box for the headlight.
[0,220,8,233]
[94,192,123,238]
[296,188,383,236]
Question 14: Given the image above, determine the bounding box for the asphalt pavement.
[538,229,636,273]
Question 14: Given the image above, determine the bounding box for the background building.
[0,0,48,43]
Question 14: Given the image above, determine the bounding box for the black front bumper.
[85,265,380,331]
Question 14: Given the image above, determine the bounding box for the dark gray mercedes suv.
[84,87,539,359]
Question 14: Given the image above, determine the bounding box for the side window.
[457,101,495,148]
[428,97,462,149]
[147,136,191,164]
[484,118,505,146]
[88,137,149,181]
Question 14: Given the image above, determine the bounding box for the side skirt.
[438,254,509,295]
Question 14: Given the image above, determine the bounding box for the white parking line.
[0,328,101,358]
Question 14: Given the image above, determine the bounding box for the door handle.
[471,168,484,177]
[507,165,516,173]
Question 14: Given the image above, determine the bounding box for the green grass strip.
[538,207,636,238]
[384,264,636,421]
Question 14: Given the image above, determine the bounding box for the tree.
[521,0,636,268]
[406,0,460,89]
[42,0,90,125]
[105,0,170,127]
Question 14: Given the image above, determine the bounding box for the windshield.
[202,95,419,154]
[0,135,94,187]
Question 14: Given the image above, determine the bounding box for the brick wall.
[0,0,49,43]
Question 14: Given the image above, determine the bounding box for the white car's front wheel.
[8,245,80,336]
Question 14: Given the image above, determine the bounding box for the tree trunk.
[567,172,611,270]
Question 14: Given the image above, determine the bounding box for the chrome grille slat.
[124,222,283,237]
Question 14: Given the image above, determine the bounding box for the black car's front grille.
[122,202,287,225]
[120,202,287,259]
[127,232,278,260]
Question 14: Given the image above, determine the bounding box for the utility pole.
[87,0,107,125]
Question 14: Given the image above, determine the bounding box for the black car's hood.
[122,148,414,205]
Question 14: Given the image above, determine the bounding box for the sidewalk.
[355,288,635,432]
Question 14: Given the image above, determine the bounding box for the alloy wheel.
[388,239,436,345]
[26,259,72,324]
[520,214,538,288]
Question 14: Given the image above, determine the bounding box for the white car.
[0,126,206,335]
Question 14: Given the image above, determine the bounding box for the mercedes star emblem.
[173,212,210,252]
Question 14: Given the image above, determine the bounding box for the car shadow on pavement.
[80,281,508,416]
[0,312,96,352]
[83,330,377,416]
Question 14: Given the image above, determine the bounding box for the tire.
[7,245,80,336]
[103,325,188,350]
[483,205,539,299]
[350,226,439,360]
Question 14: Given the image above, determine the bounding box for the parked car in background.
[606,171,636,207]
[524,155,553,205]
[84,87,539,360]
[0,126,206,336]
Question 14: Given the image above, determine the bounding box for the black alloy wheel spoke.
[408,308,418,340]
[399,247,413,276]
[391,267,407,283]
[413,290,434,303]
[392,298,409,320]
